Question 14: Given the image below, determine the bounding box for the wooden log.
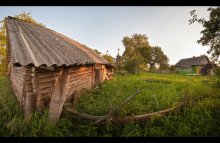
[38,77,55,84]
[66,95,207,126]
[94,89,141,124]
[69,68,91,74]
[69,71,92,79]
[39,82,54,89]
[69,75,92,83]
[66,108,103,120]
[38,72,61,79]
[41,87,52,94]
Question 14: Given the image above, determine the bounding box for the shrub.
[214,66,220,76]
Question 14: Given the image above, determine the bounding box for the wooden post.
[24,92,34,121]
[48,67,70,125]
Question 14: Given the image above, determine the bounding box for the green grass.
[0,73,220,136]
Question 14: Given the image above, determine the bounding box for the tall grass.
[0,73,220,136]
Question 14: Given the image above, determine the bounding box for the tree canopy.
[121,33,169,73]
[189,7,220,62]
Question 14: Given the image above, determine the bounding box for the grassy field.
[0,73,220,136]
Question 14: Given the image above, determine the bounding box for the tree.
[122,33,151,59]
[102,54,114,64]
[121,33,169,73]
[189,7,220,62]
[122,34,151,73]
[0,12,45,76]
[147,46,169,70]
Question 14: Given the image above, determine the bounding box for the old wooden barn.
[175,56,211,75]
[5,16,114,124]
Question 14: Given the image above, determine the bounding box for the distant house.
[175,56,211,75]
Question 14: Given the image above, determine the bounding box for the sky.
[0,6,212,65]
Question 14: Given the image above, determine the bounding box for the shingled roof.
[5,16,113,67]
[175,56,210,67]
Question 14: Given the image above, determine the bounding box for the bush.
[214,67,220,76]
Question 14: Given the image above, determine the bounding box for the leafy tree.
[189,7,220,62]
[122,34,151,73]
[122,33,169,73]
[0,12,45,76]
[147,46,169,70]
[122,33,151,59]
[102,54,115,64]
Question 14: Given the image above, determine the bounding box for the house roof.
[175,56,210,67]
[5,16,113,67]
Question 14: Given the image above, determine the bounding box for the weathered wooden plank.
[11,81,23,101]
[24,85,33,92]
[41,87,52,95]
[69,66,91,71]
[69,68,91,74]
[48,67,70,125]
[69,70,92,77]
[69,74,92,82]
[38,72,61,79]
[24,92,34,121]
[11,76,24,88]
[36,68,62,73]
[39,82,54,89]
[38,76,55,84]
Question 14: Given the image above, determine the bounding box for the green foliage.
[121,34,169,73]
[214,66,220,76]
[1,73,220,136]
[169,65,176,72]
[124,53,145,74]
[102,54,114,64]
[189,7,220,61]
[13,12,45,27]
[148,46,169,70]
[0,47,6,76]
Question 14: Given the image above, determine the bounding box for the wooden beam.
[48,67,71,125]
[24,92,34,122]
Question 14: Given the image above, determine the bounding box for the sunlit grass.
[0,73,220,137]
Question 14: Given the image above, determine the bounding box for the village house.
[175,55,211,75]
[5,16,114,124]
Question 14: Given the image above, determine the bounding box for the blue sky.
[0,6,212,65]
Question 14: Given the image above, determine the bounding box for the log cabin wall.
[66,66,93,102]
[9,64,109,121]
[10,66,30,104]
[30,65,94,111]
